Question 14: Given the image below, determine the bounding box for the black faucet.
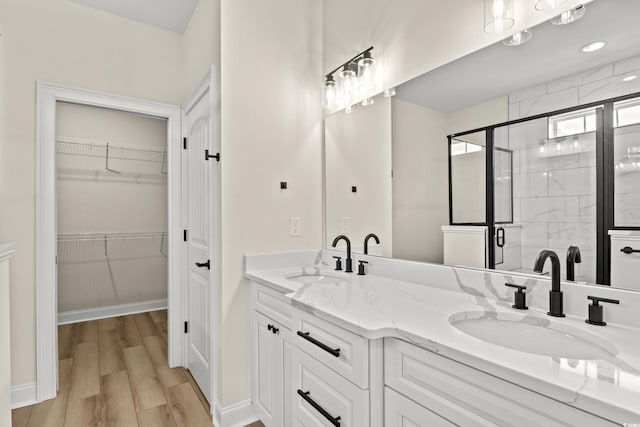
[332,235,353,273]
[566,246,582,282]
[533,250,565,317]
[363,233,380,255]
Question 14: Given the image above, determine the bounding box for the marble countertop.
[246,266,640,424]
[0,243,15,262]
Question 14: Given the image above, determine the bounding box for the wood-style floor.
[11,310,264,427]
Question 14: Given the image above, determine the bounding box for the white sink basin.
[286,273,347,285]
[449,311,618,360]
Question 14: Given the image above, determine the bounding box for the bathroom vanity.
[246,250,640,427]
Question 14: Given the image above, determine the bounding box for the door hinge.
[183,229,187,242]
[205,149,220,162]
[184,321,188,334]
[183,137,187,150]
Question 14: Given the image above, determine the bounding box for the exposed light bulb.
[551,4,585,25]
[503,29,533,47]
[361,97,375,106]
[357,51,376,93]
[484,0,514,34]
[323,76,337,109]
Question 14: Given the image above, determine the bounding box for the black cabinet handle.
[496,227,505,248]
[195,260,210,270]
[297,390,341,426]
[272,326,279,334]
[621,246,640,254]
[297,331,340,357]
[267,324,273,332]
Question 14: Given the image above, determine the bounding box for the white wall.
[182,0,221,99]
[220,0,323,406]
[0,0,183,389]
[391,98,447,263]
[56,103,168,313]
[447,96,509,136]
[323,0,590,96]
[325,96,392,257]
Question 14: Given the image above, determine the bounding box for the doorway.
[36,82,184,403]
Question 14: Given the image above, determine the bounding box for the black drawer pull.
[297,331,340,357]
[621,246,640,254]
[297,390,341,426]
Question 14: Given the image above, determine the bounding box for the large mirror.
[324,0,640,290]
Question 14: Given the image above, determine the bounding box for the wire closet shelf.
[57,231,168,257]
[56,136,168,174]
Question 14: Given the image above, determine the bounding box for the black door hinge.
[184,321,188,333]
[205,149,220,162]
[183,230,188,242]
[183,137,187,150]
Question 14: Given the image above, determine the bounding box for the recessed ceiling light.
[623,75,638,82]
[581,41,606,53]
[503,29,533,47]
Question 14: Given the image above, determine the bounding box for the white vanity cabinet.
[290,309,381,427]
[384,338,617,427]
[251,282,294,427]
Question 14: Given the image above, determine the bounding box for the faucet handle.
[505,283,528,310]
[332,256,343,271]
[357,260,369,276]
[586,296,620,326]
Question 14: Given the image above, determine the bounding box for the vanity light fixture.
[484,0,515,34]
[581,41,606,53]
[323,46,377,109]
[623,75,638,82]
[503,29,533,46]
[551,4,585,25]
[535,0,568,11]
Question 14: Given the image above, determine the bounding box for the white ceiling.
[68,0,199,33]
[397,0,640,112]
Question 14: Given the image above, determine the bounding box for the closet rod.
[57,231,167,242]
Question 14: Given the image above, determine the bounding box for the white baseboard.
[57,299,168,324]
[214,399,258,427]
[11,382,37,409]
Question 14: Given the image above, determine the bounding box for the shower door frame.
[448,90,640,285]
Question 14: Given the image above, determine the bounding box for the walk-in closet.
[56,102,168,323]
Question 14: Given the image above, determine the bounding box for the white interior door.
[184,86,214,402]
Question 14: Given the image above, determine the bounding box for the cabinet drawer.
[251,281,293,329]
[292,347,369,427]
[293,309,369,389]
[385,387,455,427]
[384,338,617,427]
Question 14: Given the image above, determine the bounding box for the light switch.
[290,217,301,237]
[341,217,351,234]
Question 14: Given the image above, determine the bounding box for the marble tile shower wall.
[498,54,640,283]
[508,55,640,121]
[495,123,597,282]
